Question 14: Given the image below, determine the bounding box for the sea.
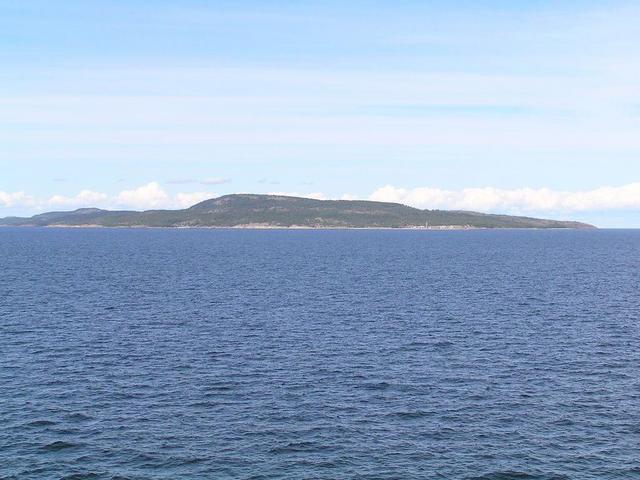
[1,227,639,480]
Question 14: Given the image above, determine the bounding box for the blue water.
[1,228,640,480]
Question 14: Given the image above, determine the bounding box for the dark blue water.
[1,228,640,479]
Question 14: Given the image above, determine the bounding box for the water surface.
[1,228,639,479]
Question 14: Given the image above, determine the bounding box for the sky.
[1,0,639,227]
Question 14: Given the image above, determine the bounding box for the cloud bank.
[0,182,217,212]
[2,182,640,217]
[0,191,38,209]
[369,183,640,213]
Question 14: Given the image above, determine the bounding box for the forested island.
[0,194,595,229]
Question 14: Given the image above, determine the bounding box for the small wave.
[388,410,432,419]
[470,473,535,480]
[25,419,56,427]
[405,341,431,350]
[179,456,208,465]
[358,381,391,390]
[203,383,235,392]
[550,417,574,426]
[67,412,93,422]
[269,441,331,454]
[469,472,569,480]
[41,440,78,451]
[189,400,218,408]
[61,473,101,480]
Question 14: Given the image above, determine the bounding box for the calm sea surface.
[1,228,639,480]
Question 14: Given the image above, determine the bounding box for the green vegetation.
[0,194,595,229]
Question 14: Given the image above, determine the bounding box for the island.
[0,194,595,229]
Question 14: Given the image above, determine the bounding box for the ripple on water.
[24,419,57,428]
[469,473,571,480]
[2,228,640,479]
[41,440,78,452]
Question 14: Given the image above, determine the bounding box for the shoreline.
[0,224,596,231]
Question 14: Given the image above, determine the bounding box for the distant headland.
[0,194,595,229]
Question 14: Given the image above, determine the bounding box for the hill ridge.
[0,194,595,229]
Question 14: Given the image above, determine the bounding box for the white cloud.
[109,183,218,210]
[369,183,640,213]
[13,182,218,212]
[109,183,217,210]
[4,182,640,218]
[0,191,38,209]
[111,182,215,209]
[115,182,170,209]
[48,190,109,208]
[175,191,215,208]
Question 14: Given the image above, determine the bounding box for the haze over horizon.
[2,1,640,227]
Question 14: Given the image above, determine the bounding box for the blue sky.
[1,0,639,226]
